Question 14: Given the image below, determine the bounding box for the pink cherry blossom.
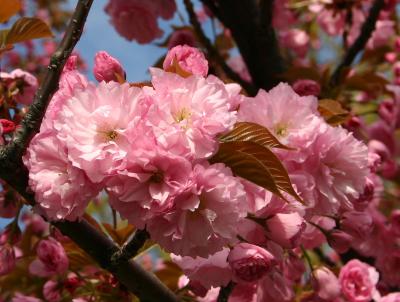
[29,238,69,277]
[147,163,247,257]
[328,230,353,254]
[163,45,208,77]
[93,51,125,83]
[107,148,193,229]
[257,270,295,302]
[105,0,170,44]
[303,126,369,214]
[339,259,379,302]
[43,280,61,302]
[54,81,152,183]
[266,212,306,249]
[313,267,341,301]
[280,29,310,58]
[292,79,321,97]
[172,248,232,289]
[24,131,99,221]
[228,243,275,283]
[148,68,238,159]
[238,83,324,150]
[7,69,38,105]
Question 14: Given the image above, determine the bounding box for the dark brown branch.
[111,229,150,266]
[183,0,257,95]
[0,0,94,163]
[0,1,179,301]
[201,0,285,91]
[330,0,385,86]
[217,282,235,302]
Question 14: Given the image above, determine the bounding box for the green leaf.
[220,122,292,150]
[211,141,304,203]
[0,0,21,23]
[6,17,53,45]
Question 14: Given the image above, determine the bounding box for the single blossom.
[228,243,276,283]
[163,45,208,77]
[105,0,175,44]
[54,81,152,183]
[312,266,341,301]
[43,280,61,302]
[93,51,125,83]
[339,259,379,302]
[147,163,247,257]
[24,131,100,221]
[148,68,238,159]
[29,238,69,277]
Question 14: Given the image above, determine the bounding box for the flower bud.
[292,79,321,97]
[93,51,125,83]
[328,230,353,253]
[266,212,306,249]
[0,244,16,276]
[0,119,16,134]
[43,280,61,302]
[163,45,208,77]
[352,177,375,211]
[312,267,341,301]
[228,243,275,283]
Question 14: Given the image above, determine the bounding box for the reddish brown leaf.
[0,0,21,23]
[220,122,292,150]
[6,17,53,45]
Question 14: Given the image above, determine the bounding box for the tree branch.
[0,1,179,301]
[330,0,385,86]
[183,0,257,95]
[201,0,285,91]
[0,0,94,163]
[111,229,150,266]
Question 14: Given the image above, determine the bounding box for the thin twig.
[330,0,385,87]
[183,0,257,95]
[217,282,235,302]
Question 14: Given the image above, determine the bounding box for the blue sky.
[68,0,192,81]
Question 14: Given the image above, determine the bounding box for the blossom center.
[274,123,288,138]
[106,130,118,141]
[174,107,191,123]
[150,170,164,183]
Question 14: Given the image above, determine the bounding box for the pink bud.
[341,211,373,239]
[29,238,69,277]
[93,51,125,83]
[228,243,275,283]
[63,55,78,72]
[292,79,321,97]
[0,119,16,134]
[0,244,16,276]
[312,267,341,301]
[163,45,209,77]
[385,52,397,63]
[266,212,306,248]
[10,69,38,105]
[352,177,375,211]
[328,230,353,254]
[368,139,391,163]
[43,280,61,302]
